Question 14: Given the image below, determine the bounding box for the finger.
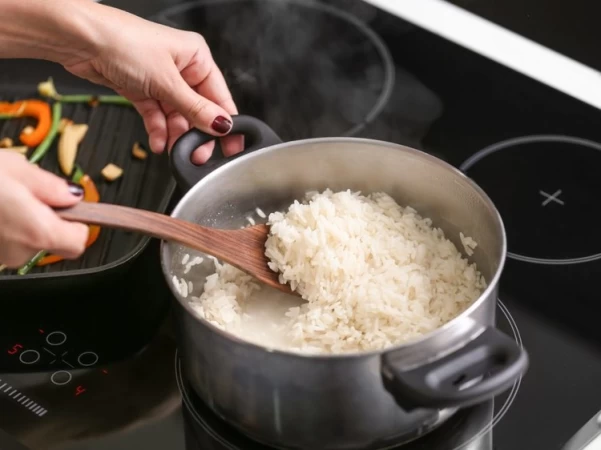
[132,99,167,153]
[30,202,89,259]
[164,106,191,151]
[19,166,83,207]
[162,102,216,163]
[44,219,90,259]
[0,246,40,268]
[181,57,245,157]
[165,68,233,137]
[180,57,236,114]
[2,199,88,265]
[1,219,88,267]
[220,135,245,158]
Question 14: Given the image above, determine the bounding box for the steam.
[165,0,394,139]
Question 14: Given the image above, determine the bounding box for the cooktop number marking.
[540,189,564,206]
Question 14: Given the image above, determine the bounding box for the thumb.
[166,75,233,137]
[25,167,83,207]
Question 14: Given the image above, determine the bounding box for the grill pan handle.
[170,115,283,190]
[381,327,528,410]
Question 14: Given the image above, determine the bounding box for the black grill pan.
[0,85,176,287]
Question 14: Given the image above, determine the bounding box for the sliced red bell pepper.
[0,100,51,147]
[37,174,101,267]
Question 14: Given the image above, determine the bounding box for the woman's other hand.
[0,151,89,268]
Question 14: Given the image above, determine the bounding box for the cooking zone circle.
[175,300,522,450]
[460,135,601,265]
[152,0,395,140]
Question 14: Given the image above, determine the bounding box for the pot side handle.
[381,327,529,410]
[170,115,283,191]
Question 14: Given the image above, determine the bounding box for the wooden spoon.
[55,201,294,295]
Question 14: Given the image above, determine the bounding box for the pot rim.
[160,136,507,360]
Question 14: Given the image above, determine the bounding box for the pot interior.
[162,138,505,345]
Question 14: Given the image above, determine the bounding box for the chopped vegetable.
[0,100,51,147]
[101,163,123,181]
[58,118,73,134]
[132,142,147,160]
[38,78,58,98]
[3,145,28,155]
[29,102,62,164]
[21,125,34,136]
[0,102,25,117]
[0,137,14,148]
[37,174,101,267]
[18,250,47,275]
[37,77,132,106]
[58,123,88,176]
[71,164,84,184]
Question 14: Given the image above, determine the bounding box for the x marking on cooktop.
[539,189,564,206]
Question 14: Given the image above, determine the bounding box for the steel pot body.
[161,116,528,449]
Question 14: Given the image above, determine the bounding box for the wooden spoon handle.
[55,201,220,255]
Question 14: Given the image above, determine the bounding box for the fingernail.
[211,116,232,134]
[67,182,84,197]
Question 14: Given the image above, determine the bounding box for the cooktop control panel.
[2,327,101,373]
[0,327,111,422]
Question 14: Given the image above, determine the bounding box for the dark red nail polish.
[67,182,84,197]
[211,116,232,134]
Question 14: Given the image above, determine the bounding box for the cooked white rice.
[184,256,204,274]
[460,232,478,256]
[181,253,190,265]
[186,189,486,354]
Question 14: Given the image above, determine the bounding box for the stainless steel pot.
[161,115,529,450]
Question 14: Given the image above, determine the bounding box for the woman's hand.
[63,4,244,164]
[0,0,244,164]
[0,152,89,268]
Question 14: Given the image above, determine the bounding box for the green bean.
[18,250,47,275]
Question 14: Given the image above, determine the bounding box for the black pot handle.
[170,115,283,190]
[381,327,528,410]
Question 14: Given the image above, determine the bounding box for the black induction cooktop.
[2,0,601,449]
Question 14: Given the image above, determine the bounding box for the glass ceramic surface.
[1,0,600,449]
